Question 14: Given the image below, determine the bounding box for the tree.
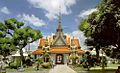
[79,19,100,59]
[0,22,16,58]
[79,0,120,59]
[0,18,42,64]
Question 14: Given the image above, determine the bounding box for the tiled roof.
[39,38,80,47]
[32,48,85,55]
[67,37,70,45]
[71,39,80,47]
[32,49,43,54]
[39,39,46,46]
[50,48,70,53]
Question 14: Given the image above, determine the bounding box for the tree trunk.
[96,45,100,65]
[96,48,99,58]
[101,49,105,71]
[19,48,25,65]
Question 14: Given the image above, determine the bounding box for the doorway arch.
[56,54,64,64]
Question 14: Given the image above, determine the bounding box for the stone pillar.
[64,54,69,65]
[51,54,56,65]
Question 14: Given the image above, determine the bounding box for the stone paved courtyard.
[49,65,77,73]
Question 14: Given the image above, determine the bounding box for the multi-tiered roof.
[32,23,85,55]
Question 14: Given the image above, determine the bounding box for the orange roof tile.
[71,39,80,47]
[67,37,70,45]
[32,49,44,54]
[39,39,46,46]
[32,48,85,54]
[77,49,85,54]
[49,37,51,45]
[50,48,70,53]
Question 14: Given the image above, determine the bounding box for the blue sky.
[0,0,100,50]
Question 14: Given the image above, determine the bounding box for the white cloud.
[17,14,46,27]
[79,8,97,18]
[27,0,76,20]
[0,6,10,14]
[71,30,87,49]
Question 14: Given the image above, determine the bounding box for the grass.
[6,66,50,72]
[91,63,119,70]
[70,64,119,73]
[86,70,115,73]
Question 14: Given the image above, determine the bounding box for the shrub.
[9,62,17,69]
[36,57,44,64]
[9,57,21,69]
[25,58,33,66]
[69,54,79,64]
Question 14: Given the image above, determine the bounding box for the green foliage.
[85,38,96,46]
[0,18,42,60]
[88,0,120,47]
[69,54,79,64]
[9,57,21,69]
[82,54,87,63]
[79,19,90,31]
[4,18,24,30]
[79,19,95,37]
[79,0,120,59]
[13,26,42,47]
[36,57,44,64]
[69,54,79,60]
[43,52,50,57]
[0,37,16,57]
[0,32,6,37]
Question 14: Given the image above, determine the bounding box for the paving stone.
[49,65,77,73]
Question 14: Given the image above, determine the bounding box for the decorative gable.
[54,36,66,46]
[51,24,68,47]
